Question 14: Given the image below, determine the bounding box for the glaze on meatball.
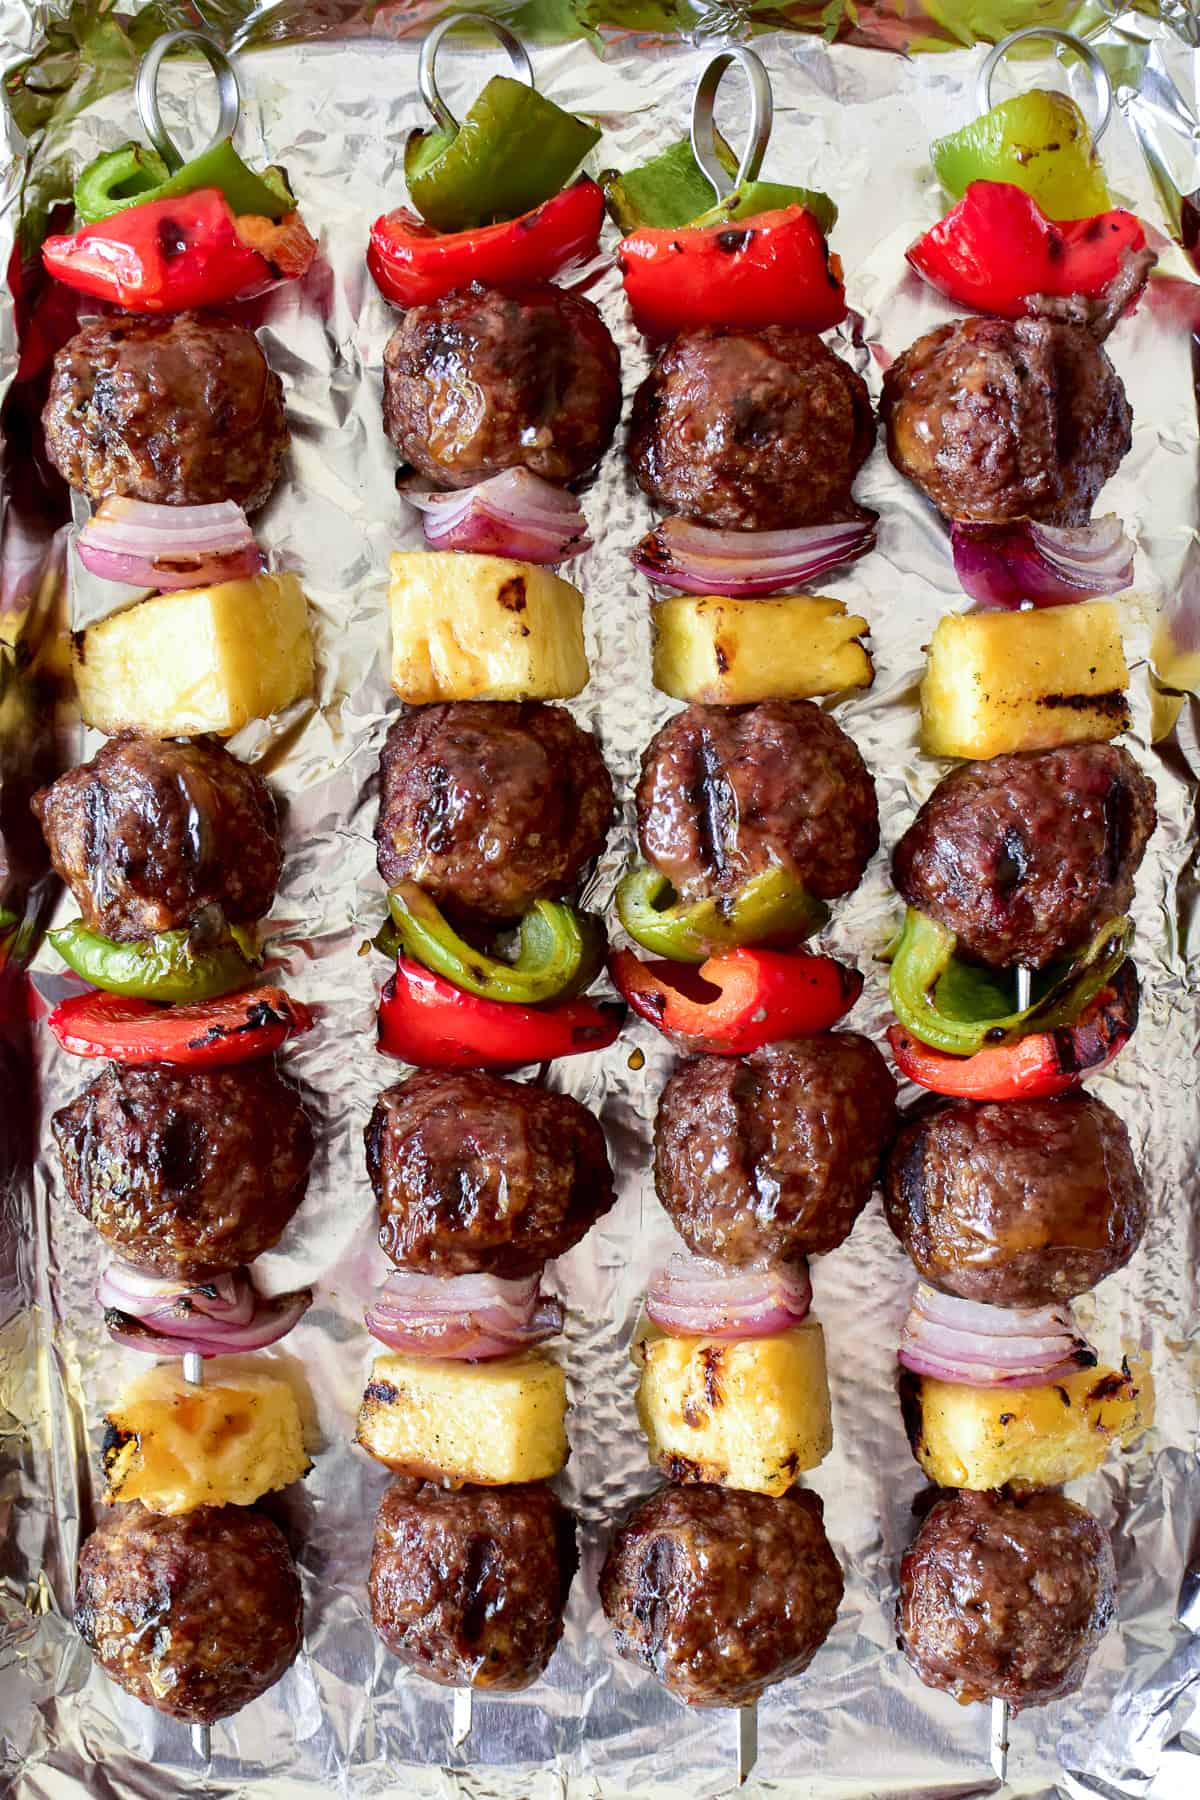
[383,283,621,488]
[600,1484,843,1707]
[365,1069,616,1277]
[897,1489,1115,1710]
[376,702,613,924]
[43,313,288,510]
[629,328,874,530]
[76,1502,303,1723]
[655,1034,897,1265]
[369,1479,577,1689]
[636,701,878,906]
[892,743,1156,969]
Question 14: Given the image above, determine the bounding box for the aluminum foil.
[3,12,1200,1800]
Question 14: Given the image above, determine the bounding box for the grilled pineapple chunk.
[652,593,873,704]
[102,1359,310,1515]
[389,550,588,702]
[632,1320,832,1495]
[901,1360,1150,1492]
[75,572,314,738]
[921,602,1130,758]
[357,1350,568,1485]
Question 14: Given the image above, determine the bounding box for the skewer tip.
[1015,965,1033,1013]
[990,1695,1010,1784]
[451,1684,473,1748]
[736,1702,758,1785]
[191,1722,212,1763]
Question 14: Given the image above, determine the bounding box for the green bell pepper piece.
[48,920,259,1002]
[690,179,838,238]
[74,137,294,226]
[616,863,829,966]
[931,89,1112,223]
[888,908,1132,1057]
[386,883,603,1004]
[601,133,740,233]
[405,76,600,232]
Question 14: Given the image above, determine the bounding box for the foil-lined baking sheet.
[2,8,1200,1798]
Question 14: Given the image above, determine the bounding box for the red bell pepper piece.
[41,188,275,313]
[610,945,862,1055]
[47,985,313,1067]
[368,177,605,308]
[907,180,1147,320]
[887,961,1138,1101]
[378,956,622,1068]
[616,206,847,340]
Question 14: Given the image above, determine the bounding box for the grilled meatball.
[52,1062,314,1279]
[32,735,281,944]
[42,312,288,510]
[655,1035,897,1265]
[369,1479,576,1689]
[383,283,621,488]
[885,1093,1146,1307]
[600,1484,843,1707]
[897,1489,1115,1710]
[376,702,613,923]
[629,327,874,530]
[636,701,878,906]
[366,1069,615,1277]
[881,313,1131,526]
[76,1501,303,1724]
[892,743,1156,969]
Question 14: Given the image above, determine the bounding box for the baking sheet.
[2,8,1200,1799]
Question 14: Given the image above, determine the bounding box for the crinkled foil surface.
[2,8,1200,1799]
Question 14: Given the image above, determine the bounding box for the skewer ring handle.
[136,30,241,174]
[977,27,1113,146]
[691,44,774,205]
[419,12,534,137]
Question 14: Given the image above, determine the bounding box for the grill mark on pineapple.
[364,1379,400,1405]
[1086,1370,1129,1403]
[661,1453,705,1482]
[496,577,527,613]
[700,1345,725,1410]
[1037,689,1128,719]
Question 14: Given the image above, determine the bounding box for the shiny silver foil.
[3,12,1200,1800]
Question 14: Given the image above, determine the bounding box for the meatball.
[42,312,288,510]
[885,1093,1146,1307]
[600,1484,843,1707]
[33,735,281,944]
[376,702,613,923]
[365,1069,616,1277]
[655,1035,897,1265]
[881,313,1131,526]
[636,702,878,906]
[897,1489,1115,1710]
[892,743,1156,969]
[52,1062,314,1279]
[383,283,621,488]
[629,327,874,530]
[76,1501,303,1723]
[369,1479,577,1689]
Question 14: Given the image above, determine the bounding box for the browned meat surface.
[655,1034,897,1264]
[600,1484,843,1707]
[53,1062,314,1279]
[76,1502,303,1723]
[376,701,613,923]
[383,282,621,487]
[885,1093,1146,1306]
[42,312,288,510]
[636,701,878,905]
[881,313,1131,526]
[369,1479,577,1689]
[628,327,874,529]
[32,735,281,944]
[366,1069,616,1277]
[892,743,1156,969]
[897,1489,1115,1710]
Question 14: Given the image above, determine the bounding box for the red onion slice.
[405,470,591,566]
[100,1264,312,1358]
[634,515,876,598]
[646,1251,812,1339]
[898,1284,1097,1388]
[950,514,1134,610]
[365,1268,565,1360]
[78,497,263,593]
[97,1263,257,1328]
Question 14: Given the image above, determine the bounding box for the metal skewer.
[135,30,241,173]
[990,1695,1010,1783]
[181,1350,213,1766]
[450,1684,473,1747]
[736,1702,758,1784]
[418,12,534,136]
[1015,966,1033,1012]
[690,44,774,209]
